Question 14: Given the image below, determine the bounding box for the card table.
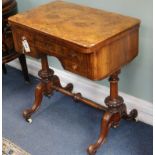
[9,1,140,154]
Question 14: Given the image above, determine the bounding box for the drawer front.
[60,58,91,78]
[11,25,41,58]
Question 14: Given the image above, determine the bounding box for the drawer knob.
[72,64,78,70]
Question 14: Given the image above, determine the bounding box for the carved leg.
[87,70,138,155]
[23,55,74,123]
[23,82,45,122]
[87,111,121,155]
[23,55,53,122]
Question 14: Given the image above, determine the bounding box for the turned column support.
[109,71,119,100]
[105,70,124,109]
[38,55,54,83]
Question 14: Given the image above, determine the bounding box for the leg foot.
[123,109,138,121]
[26,118,32,124]
[87,111,121,155]
[23,82,45,121]
[64,83,73,92]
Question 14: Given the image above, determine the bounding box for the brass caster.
[87,145,97,155]
[26,118,32,124]
[87,144,97,155]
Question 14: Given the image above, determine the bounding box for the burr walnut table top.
[9,1,140,52]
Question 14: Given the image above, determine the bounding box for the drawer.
[59,52,95,79]
[61,59,89,77]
